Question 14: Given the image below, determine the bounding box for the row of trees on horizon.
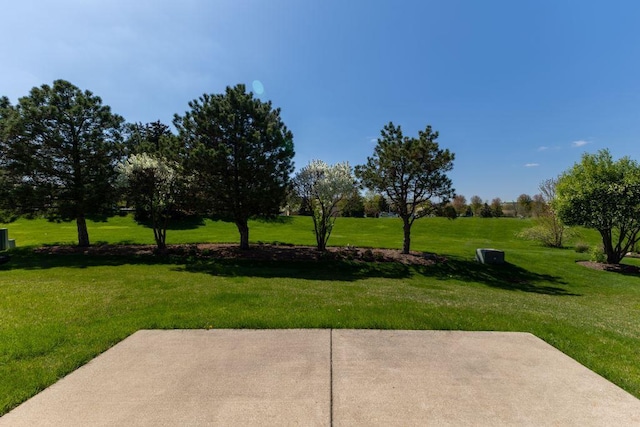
[294,192,551,220]
[1,79,640,264]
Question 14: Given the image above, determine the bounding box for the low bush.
[574,242,590,253]
[589,245,606,263]
[0,210,18,224]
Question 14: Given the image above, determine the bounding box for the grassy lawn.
[1,215,639,414]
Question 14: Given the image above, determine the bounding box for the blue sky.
[2,0,639,202]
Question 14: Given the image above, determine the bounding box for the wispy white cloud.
[538,145,563,152]
[572,140,589,148]
[525,163,540,167]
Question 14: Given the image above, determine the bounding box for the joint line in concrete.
[330,328,334,427]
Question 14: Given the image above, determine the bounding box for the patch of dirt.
[577,261,640,274]
[34,243,446,266]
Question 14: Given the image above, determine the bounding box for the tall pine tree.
[1,80,124,246]
[356,122,455,254]
[174,84,294,249]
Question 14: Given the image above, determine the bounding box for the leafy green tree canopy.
[490,197,503,217]
[356,122,455,254]
[555,149,640,264]
[363,192,389,218]
[451,194,467,216]
[1,80,124,246]
[174,84,294,249]
[517,193,533,217]
[340,190,365,218]
[469,195,483,216]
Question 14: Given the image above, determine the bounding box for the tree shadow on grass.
[180,256,579,296]
[576,260,640,279]
[252,215,294,225]
[0,248,577,294]
[135,215,206,231]
[0,248,412,281]
[0,248,169,270]
[173,258,412,281]
[414,256,579,296]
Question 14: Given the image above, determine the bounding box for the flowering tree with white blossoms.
[118,153,182,251]
[294,160,357,251]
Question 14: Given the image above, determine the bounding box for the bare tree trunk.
[315,218,327,251]
[76,215,90,247]
[312,209,329,251]
[152,214,168,253]
[402,216,411,254]
[601,230,621,264]
[236,219,250,250]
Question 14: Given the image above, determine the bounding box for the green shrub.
[0,210,18,224]
[590,245,606,263]
[574,242,590,253]
[517,219,577,248]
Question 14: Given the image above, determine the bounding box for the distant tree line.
[447,193,548,219]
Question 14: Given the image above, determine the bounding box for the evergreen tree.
[174,84,294,249]
[356,122,455,253]
[0,80,124,246]
[480,203,493,218]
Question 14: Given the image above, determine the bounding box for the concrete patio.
[1,329,638,426]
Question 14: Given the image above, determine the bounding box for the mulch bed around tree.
[34,243,446,266]
[576,260,640,274]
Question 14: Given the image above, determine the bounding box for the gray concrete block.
[476,248,505,264]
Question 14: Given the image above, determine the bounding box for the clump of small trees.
[1,82,463,256]
[10,80,638,268]
[0,80,295,250]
